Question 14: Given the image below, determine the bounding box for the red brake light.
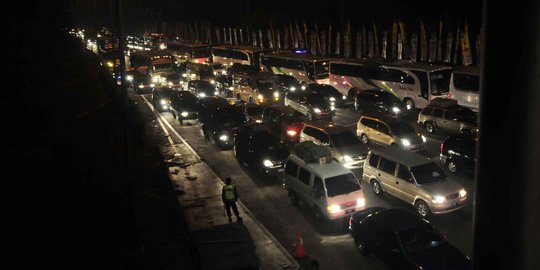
[440,143,444,155]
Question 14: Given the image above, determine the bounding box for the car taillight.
[287,122,304,137]
[348,216,353,227]
[440,143,444,155]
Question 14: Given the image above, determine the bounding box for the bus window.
[430,70,451,95]
[453,73,480,92]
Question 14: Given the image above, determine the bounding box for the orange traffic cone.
[294,232,306,258]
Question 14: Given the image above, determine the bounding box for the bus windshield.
[430,70,451,95]
[314,61,330,79]
[192,48,210,58]
[453,73,480,92]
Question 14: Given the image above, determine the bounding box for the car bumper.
[429,197,468,214]
[402,143,426,151]
[327,206,366,220]
[343,159,366,169]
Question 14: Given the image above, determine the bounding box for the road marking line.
[141,95,300,269]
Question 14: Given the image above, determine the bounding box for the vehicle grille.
[446,193,459,200]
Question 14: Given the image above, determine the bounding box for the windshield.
[314,61,330,79]
[307,95,331,108]
[453,73,480,92]
[325,173,361,197]
[330,130,362,148]
[257,135,287,151]
[217,108,247,127]
[246,105,264,116]
[256,78,274,91]
[388,122,416,135]
[381,92,403,106]
[430,70,451,95]
[311,85,341,97]
[399,227,447,254]
[197,82,215,92]
[153,63,173,72]
[278,75,299,86]
[192,48,209,58]
[199,67,214,78]
[177,92,197,103]
[212,63,225,70]
[410,163,447,185]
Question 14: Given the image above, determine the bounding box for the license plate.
[345,208,356,214]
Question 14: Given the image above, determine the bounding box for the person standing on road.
[222,177,241,223]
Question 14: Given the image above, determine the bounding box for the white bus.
[329,58,452,109]
[260,53,332,84]
[212,45,270,68]
[165,42,210,64]
[449,66,480,112]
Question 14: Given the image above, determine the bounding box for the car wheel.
[354,237,368,254]
[425,122,436,134]
[447,160,457,173]
[415,200,431,218]
[360,134,369,144]
[371,180,383,195]
[404,98,415,110]
[288,191,299,206]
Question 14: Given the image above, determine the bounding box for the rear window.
[421,107,433,115]
[324,173,361,197]
[298,168,311,185]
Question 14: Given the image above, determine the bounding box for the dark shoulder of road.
[6,24,198,269]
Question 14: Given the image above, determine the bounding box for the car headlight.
[356,198,366,207]
[287,130,297,137]
[213,71,218,75]
[257,94,264,100]
[459,189,467,198]
[152,76,160,83]
[343,155,353,162]
[301,85,306,90]
[182,73,187,78]
[159,44,166,50]
[401,138,411,147]
[221,70,227,75]
[219,134,229,141]
[228,86,234,91]
[392,107,401,113]
[342,95,347,100]
[210,80,215,84]
[198,93,206,97]
[273,91,280,98]
[138,85,144,89]
[181,112,189,117]
[160,100,167,105]
[313,108,321,113]
[327,204,341,213]
[330,97,336,101]
[263,160,273,167]
[422,135,427,143]
[214,91,219,95]
[150,84,155,87]
[432,195,446,204]
[168,82,173,86]
[290,86,296,91]
[107,61,113,67]
[126,75,133,81]
[331,106,335,111]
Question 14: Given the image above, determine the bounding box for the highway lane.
[134,91,475,269]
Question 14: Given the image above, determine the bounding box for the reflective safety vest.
[223,184,236,202]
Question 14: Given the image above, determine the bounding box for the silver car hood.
[418,178,463,196]
[335,143,369,157]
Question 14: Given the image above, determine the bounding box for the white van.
[283,154,366,221]
[449,67,480,112]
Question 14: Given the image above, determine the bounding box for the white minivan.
[283,153,366,221]
[449,67,480,112]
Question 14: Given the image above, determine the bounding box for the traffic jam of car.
[97,36,479,269]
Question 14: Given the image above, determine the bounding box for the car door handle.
[378,173,381,177]
[395,181,399,184]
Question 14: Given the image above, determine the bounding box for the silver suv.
[417,98,478,135]
[362,146,468,217]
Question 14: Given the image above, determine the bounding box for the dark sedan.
[187,80,218,98]
[151,87,175,112]
[349,208,471,270]
[233,123,290,176]
[273,74,302,93]
[440,129,477,174]
[170,91,199,125]
[306,83,348,107]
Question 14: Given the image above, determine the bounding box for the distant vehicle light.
[459,189,467,198]
[313,108,322,113]
[331,106,335,111]
[210,80,215,84]
[198,93,206,97]
[301,86,306,90]
[138,85,144,89]
[273,92,280,98]
[219,134,229,141]
[342,95,347,100]
[392,107,401,113]
[181,112,189,117]
[290,87,296,91]
[330,97,336,102]
[150,84,155,87]
[422,135,427,143]
[287,130,297,137]
[214,91,219,95]
[126,75,133,81]
[401,138,411,147]
[357,198,366,207]
[257,94,264,100]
